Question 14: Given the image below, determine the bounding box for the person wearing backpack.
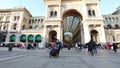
[55,40,62,55]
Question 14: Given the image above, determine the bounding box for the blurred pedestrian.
[112,43,118,52]
[107,42,112,50]
[75,43,78,51]
[68,44,71,50]
[8,43,13,51]
[87,39,96,56]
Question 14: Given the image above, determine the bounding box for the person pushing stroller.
[49,39,62,58]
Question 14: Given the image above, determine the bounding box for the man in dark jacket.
[56,40,62,53]
[8,43,13,51]
[112,43,118,52]
[87,39,97,55]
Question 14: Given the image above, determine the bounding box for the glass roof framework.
[63,16,80,35]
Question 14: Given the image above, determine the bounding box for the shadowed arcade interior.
[62,9,83,44]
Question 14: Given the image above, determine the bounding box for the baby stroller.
[49,47,59,58]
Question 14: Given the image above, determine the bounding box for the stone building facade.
[43,0,106,45]
[0,7,44,45]
[1,0,116,46]
[103,6,120,43]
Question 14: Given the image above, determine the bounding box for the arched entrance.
[90,30,99,42]
[62,9,83,44]
[49,30,57,42]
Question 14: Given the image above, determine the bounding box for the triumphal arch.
[43,0,106,44]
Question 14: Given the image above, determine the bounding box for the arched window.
[35,25,39,29]
[109,18,111,22]
[35,19,37,24]
[29,20,31,24]
[92,10,95,16]
[38,19,40,24]
[105,18,108,22]
[50,11,53,17]
[115,24,119,29]
[22,25,25,30]
[107,24,112,29]
[90,30,98,42]
[116,17,119,22]
[41,19,43,23]
[0,25,1,29]
[29,26,33,29]
[14,16,17,21]
[54,11,57,17]
[88,10,92,16]
[112,17,115,22]
[13,23,17,30]
[32,19,34,23]
[3,26,6,30]
[17,16,20,20]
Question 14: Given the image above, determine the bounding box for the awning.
[35,35,42,42]
[10,35,16,42]
[28,35,34,42]
[20,35,26,42]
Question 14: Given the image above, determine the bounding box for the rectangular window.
[14,16,16,21]
[6,16,10,21]
[29,20,31,24]
[0,17,3,21]
[88,10,92,17]
[14,16,20,21]
[0,18,1,21]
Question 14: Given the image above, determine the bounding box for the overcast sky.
[0,0,120,16]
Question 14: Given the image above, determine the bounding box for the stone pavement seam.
[0,55,26,62]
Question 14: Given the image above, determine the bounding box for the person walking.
[78,43,83,52]
[8,43,13,51]
[55,40,62,56]
[75,43,78,51]
[87,39,96,56]
[107,42,112,50]
[112,43,118,52]
[68,44,71,50]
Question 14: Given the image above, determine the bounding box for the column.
[5,31,10,44]
[43,25,47,46]
[80,23,84,44]
[60,25,63,43]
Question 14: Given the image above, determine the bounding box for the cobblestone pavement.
[0,47,120,68]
